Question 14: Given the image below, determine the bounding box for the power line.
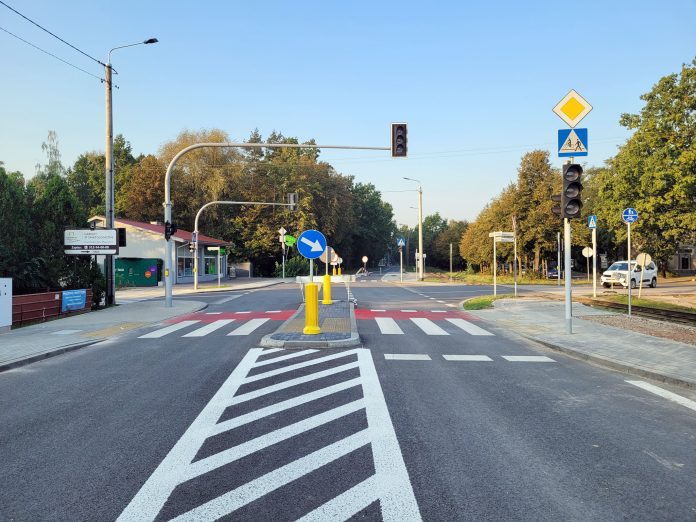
[0,25,103,82]
[0,0,105,67]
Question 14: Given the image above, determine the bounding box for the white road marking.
[446,318,494,336]
[436,300,445,303]
[431,310,447,313]
[211,378,363,434]
[182,319,235,337]
[411,318,449,336]
[214,295,241,305]
[119,348,420,521]
[502,356,556,362]
[205,312,222,315]
[375,317,404,335]
[446,304,456,307]
[400,310,417,312]
[626,380,696,412]
[443,355,493,361]
[138,320,200,339]
[266,310,281,313]
[384,354,432,361]
[371,309,386,312]
[252,349,319,367]
[51,329,82,335]
[428,297,436,300]
[243,350,359,383]
[235,311,251,314]
[227,318,269,336]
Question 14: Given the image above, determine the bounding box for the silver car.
[601,260,657,289]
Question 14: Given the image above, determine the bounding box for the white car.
[601,260,657,289]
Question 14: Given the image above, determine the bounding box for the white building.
[87,217,229,286]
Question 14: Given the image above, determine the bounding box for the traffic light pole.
[564,218,572,334]
[164,142,391,307]
[192,200,294,291]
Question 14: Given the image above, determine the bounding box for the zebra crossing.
[137,311,291,339]
[357,309,496,337]
[118,348,421,521]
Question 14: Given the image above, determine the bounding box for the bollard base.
[303,325,321,335]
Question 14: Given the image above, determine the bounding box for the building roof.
[88,216,229,246]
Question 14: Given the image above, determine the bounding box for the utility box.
[116,258,159,287]
[0,278,11,332]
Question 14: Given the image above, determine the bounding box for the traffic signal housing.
[164,221,177,241]
[391,123,408,157]
[287,192,298,211]
[562,163,583,219]
[551,194,563,218]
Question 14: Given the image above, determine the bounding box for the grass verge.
[590,295,696,314]
[463,294,515,310]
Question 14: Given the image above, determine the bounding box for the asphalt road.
[1,279,695,521]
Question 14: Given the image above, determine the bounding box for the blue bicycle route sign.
[297,229,327,259]
[622,208,638,224]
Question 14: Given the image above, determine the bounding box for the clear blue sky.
[1,1,694,227]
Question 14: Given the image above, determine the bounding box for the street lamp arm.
[108,38,158,67]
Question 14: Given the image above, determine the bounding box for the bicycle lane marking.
[117,347,421,521]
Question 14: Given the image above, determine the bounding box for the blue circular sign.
[297,229,327,259]
[622,208,638,224]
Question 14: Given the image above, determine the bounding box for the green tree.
[433,220,469,270]
[0,165,30,279]
[594,58,696,274]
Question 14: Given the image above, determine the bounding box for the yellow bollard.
[338,266,342,275]
[322,274,332,305]
[332,266,336,276]
[303,283,321,334]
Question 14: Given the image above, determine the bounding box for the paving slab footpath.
[468,298,696,388]
[0,299,206,372]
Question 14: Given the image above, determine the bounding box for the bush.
[274,255,310,277]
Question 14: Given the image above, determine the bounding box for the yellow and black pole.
[304,258,321,334]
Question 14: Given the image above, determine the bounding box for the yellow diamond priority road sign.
[553,89,592,128]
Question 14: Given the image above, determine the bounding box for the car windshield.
[608,262,628,271]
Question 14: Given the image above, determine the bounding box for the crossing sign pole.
[622,208,638,317]
[588,215,598,298]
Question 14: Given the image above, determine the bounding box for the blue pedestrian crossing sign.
[622,208,638,224]
[397,238,406,247]
[588,215,597,229]
[558,128,588,157]
[297,229,327,259]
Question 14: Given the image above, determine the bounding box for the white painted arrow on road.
[300,236,324,252]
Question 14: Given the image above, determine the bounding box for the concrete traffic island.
[260,299,360,349]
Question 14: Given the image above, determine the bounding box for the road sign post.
[622,208,638,317]
[588,215,597,298]
[488,231,514,297]
[297,229,327,334]
[564,218,572,334]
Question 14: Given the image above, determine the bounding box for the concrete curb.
[0,339,106,373]
[259,302,361,349]
[521,335,696,390]
[0,300,209,373]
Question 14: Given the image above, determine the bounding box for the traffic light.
[551,194,563,218]
[164,220,177,241]
[391,123,407,157]
[562,163,583,219]
[188,242,194,253]
[287,192,298,211]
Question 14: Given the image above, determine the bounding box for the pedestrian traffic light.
[164,220,177,241]
[551,194,563,218]
[287,192,298,211]
[562,163,583,219]
[188,242,194,253]
[391,123,408,157]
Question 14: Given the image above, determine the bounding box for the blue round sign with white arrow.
[297,229,327,259]
[622,207,638,224]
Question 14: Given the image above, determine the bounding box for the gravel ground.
[583,314,696,346]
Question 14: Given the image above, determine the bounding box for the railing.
[11,289,93,326]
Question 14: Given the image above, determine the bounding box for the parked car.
[547,267,559,279]
[601,260,657,289]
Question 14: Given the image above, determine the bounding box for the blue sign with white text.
[397,238,406,247]
[558,128,588,157]
[61,289,86,312]
[622,208,638,224]
[588,215,597,229]
[297,229,327,259]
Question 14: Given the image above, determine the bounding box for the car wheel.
[650,277,657,288]
[602,283,610,288]
[630,279,637,289]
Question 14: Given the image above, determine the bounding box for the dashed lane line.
[384,354,432,361]
[501,356,556,362]
[626,380,696,412]
[442,355,493,362]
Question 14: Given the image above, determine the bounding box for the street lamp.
[404,177,423,281]
[104,38,158,306]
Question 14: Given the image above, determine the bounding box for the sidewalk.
[468,298,696,388]
[0,299,206,372]
[116,277,285,301]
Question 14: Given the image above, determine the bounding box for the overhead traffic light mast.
[391,123,407,157]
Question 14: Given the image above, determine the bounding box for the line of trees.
[1,128,398,296]
[459,58,695,276]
